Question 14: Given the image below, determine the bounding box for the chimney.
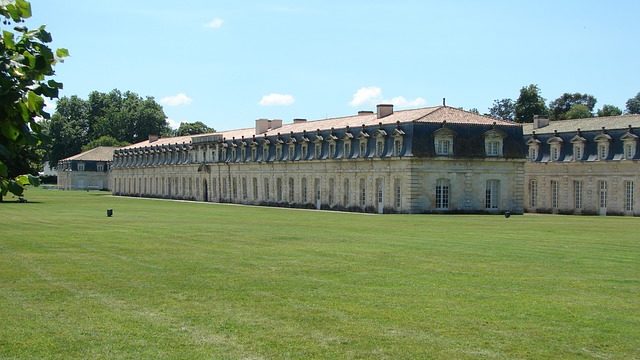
[293,118,307,124]
[533,115,549,129]
[148,134,159,143]
[358,111,374,116]
[256,119,283,134]
[376,104,394,119]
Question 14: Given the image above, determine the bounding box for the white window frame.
[529,179,537,208]
[550,180,559,209]
[435,179,450,209]
[485,180,500,209]
[574,180,583,209]
[625,180,634,212]
[77,162,85,171]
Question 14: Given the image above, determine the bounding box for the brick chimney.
[376,104,394,119]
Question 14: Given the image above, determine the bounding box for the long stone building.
[523,115,640,216]
[110,105,526,214]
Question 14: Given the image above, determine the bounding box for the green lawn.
[1,189,638,359]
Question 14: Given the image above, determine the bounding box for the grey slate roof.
[523,115,640,135]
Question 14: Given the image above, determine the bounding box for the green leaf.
[15,0,32,18]
[48,79,64,89]
[56,48,69,58]
[27,91,44,112]
[16,174,30,186]
[0,122,20,141]
[3,30,15,49]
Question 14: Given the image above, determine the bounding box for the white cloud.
[258,93,295,106]
[387,96,427,107]
[205,17,224,29]
[166,118,181,130]
[349,86,426,108]
[160,93,193,107]
[349,86,382,107]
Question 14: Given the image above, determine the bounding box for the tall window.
[436,139,451,156]
[329,143,336,159]
[344,142,351,158]
[289,145,295,160]
[263,146,269,161]
[264,178,270,200]
[276,146,282,161]
[435,179,450,209]
[315,143,321,159]
[328,178,335,205]
[528,147,537,161]
[252,178,258,200]
[551,146,560,161]
[598,144,608,160]
[394,179,401,209]
[301,178,308,203]
[302,144,308,159]
[485,180,500,209]
[487,140,500,156]
[625,181,635,211]
[314,178,320,204]
[574,180,583,209]
[529,179,537,208]
[288,178,294,202]
[242,178,247,200]
[394,139,402,156]
[251,147,257,162]
[625,143,635,160]
[550,180,559,209]
[376,140,384,157]
[276,178,282,201]
[232,178,237,199]
[359,178,366,206]
[573,144,582,161]
[599,180,608,209]
[360,141,367,157]
[343,179,350,205]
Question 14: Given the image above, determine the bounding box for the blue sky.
[29,0,640,131]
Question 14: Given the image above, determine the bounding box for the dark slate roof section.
[61,146,119,162]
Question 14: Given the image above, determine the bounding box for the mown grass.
[1,188,639,359]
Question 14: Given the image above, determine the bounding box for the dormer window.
[240,147,246,162]
[97,163,104,172]
[392,127,405,157]
[344,142,351,158]
[301,144,308,159]
[77,162,85,171]
[262,145,269,161]
[221,148,227,161]
[251,147,257,162]
[621,131,638,160]
[483,129,505,157]
[594,133,612,161]
[547,135,563,162]
[289,144,295,160]
[276,145,282,161]
[434,127,455,156]
[569,134,585,161]
[314,142,322,159]
[231,147,237,161]
[376,139,384,157]
[328,142,336,159]
[359,140,367,157]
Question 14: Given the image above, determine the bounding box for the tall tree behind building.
[548,93,597,120]
[514,84,548,123]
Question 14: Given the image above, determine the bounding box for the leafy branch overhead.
[0,0,67,200]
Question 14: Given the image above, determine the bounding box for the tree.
[626,92,640,114]
[176,121,215,136]
[467,108,480,115]
[514,84,548,123]
[81,136,129,152]
[47,89,170,166]
[488,98,515,121]
[548,93,597,120]
[0,0,67,200]
[597,104,622,117]
[564,104,592,120]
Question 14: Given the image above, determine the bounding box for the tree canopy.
[626,92,640,114]
[597,104,622,117]
[564,104,592,120]
[46,90,170,166]
[176,121,215,136]
[81,136,130,152]
[488,98,515,121]
[514,84,548,123]
[548,93,597,120]
[1,0,67,200]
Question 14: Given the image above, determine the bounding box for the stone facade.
[523,115,640,216]
[57,146,116,190]
[111,105,526,214]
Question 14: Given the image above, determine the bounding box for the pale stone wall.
[524,160,640,216]
[112,157,525,214]
[58,170,111,190]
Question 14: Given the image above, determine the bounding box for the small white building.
[57,147,118,190]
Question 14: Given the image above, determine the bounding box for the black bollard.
[107,209,113,217]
